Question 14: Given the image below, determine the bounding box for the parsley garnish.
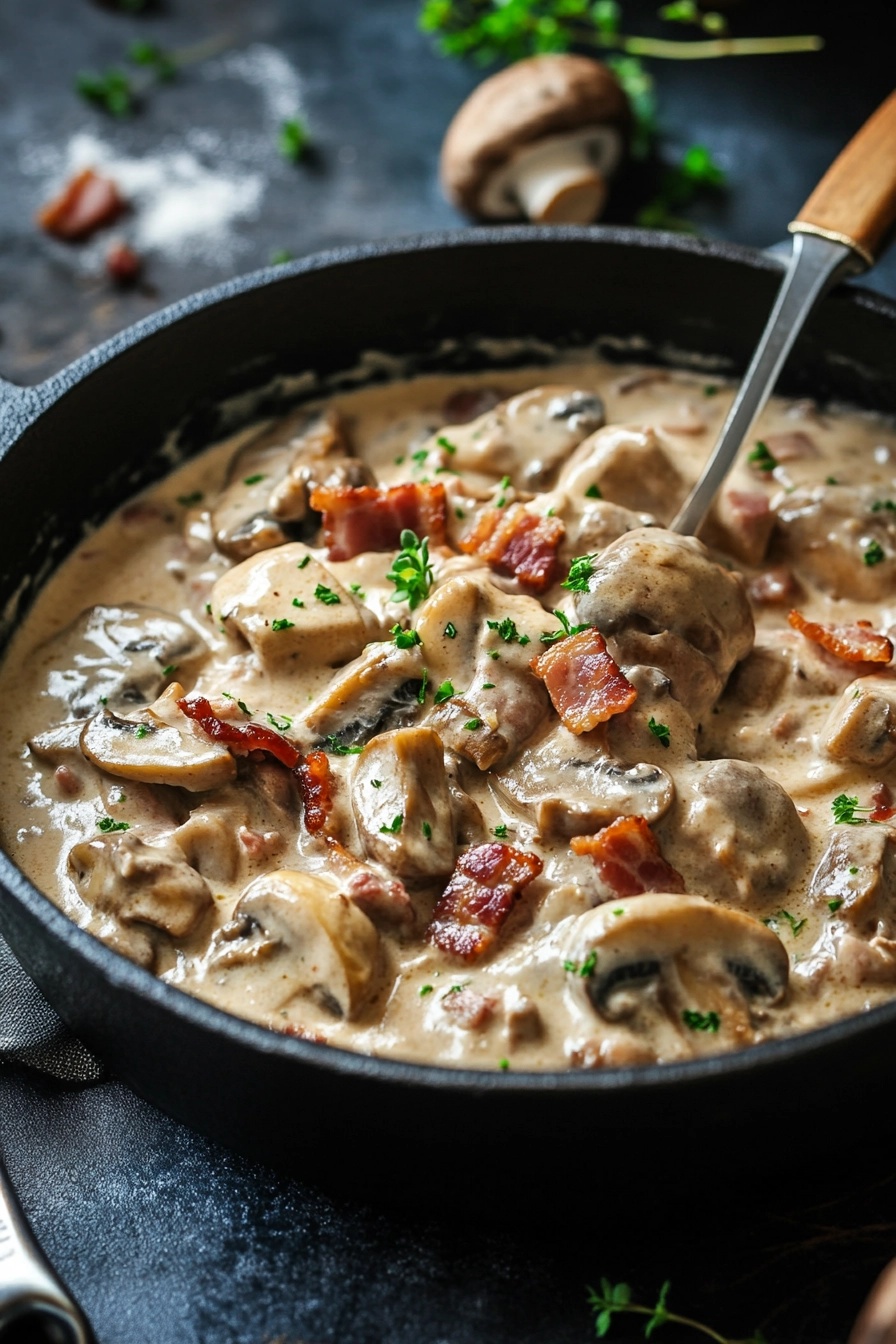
[828,898,844,913]
[682,1009,721,1031]
[495,474,511,508]
[391,623,422,649]
[387,529,434,609]
[434,680,455,705]
[585,483,602,499]
[562,553,598,593]
[487,617,530,645]
[349,583,366,599]
[237,700,252,716]
[75,67,135,116]
[764,909,806,938]
[380,814,404,835]
[292,598,305,608]
[161,664,177,677]
[97,817,130,833]
[498,1058,510,1071]
[297,555,311,569]
[872,499,896,513]
[419,984,433,997]
[437,435,457,454]
[464,718,481,731]
[267,712,292,731]
[371,779,382,788]
[271,618,294,631]
[411,448,429,468]
[417,668,429,704]
[444,621,457,639]
[243,473,266,486]
[864,540,886,567]
[747,440,777,472]
[704,385,719,396]
[493,824,508,838]
[832,793,873,825]
[177,490,203,507]
[454,507,465,520]
[648,717,671,748]
[325,735,363,756]
[565,951,597,977]
[422,821,433,840]
[482,682,495,689]
[314,584,341,605]
[539,609,590,644]
[134,724,149,739]
[279,116,309,163]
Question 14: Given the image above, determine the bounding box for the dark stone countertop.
[2,2,896,1340]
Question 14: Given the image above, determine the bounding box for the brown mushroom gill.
[4,354,896,1071]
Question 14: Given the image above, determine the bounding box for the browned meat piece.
[557,425,686,524]
[821,678,896,768]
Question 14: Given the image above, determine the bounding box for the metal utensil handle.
[0,1158,91,1343]
[670,231,854,535]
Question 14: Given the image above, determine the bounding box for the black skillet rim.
[3,223,896,1103]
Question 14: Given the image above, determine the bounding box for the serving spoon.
[671,90,896,536]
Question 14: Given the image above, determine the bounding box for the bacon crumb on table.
[571,816,685,897]
[530,627,637,733]
[310,482,447,561]
[38,168,127,241]
[787,609,893,664]
[428,842,543,961]
[458,503,564,592]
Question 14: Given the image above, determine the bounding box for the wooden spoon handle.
[790,89,896,266]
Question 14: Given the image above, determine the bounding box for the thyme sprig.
[587,1278,766,1344]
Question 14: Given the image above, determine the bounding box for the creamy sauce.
[3,358,896,1071]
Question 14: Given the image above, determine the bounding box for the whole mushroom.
[440,54,631,224]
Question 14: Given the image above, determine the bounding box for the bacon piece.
[295,749,333,834]
[106,240,142,284]
[871,783,896,823]
[747,566,798,606]
[717,490,775,566]
[441,987,497,1029]
[763,431,818,462]
[38,168,127,241]
[530,627,636,733]
[309,482,447,562]
[458,503,564,592]
[787,610,893,665]
[428,842,543,961]
[323,837,413,925]
[571,816,685,897]
[177,695,302,768]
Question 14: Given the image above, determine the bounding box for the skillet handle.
[0,375,31,453]
[789,90,896,267]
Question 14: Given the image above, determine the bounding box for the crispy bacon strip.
[871,783,896,823]
[177,696,302,767]
[309,482,447,562]
[427,842,543,961]
[530,627,636,733]
[788,609,893,664]
[295,750,333,834]
[323,837,413,924]
[38,168,127,241]
[571,816,685,897]
[459,504,564,592]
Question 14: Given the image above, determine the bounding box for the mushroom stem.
[512,139,608,224]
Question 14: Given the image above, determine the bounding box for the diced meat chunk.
[702,490,775,567]
[321,837,414,925]
[747,567,799,606]
[761,430,818,461]
[459,503,565,592]
[530,627,637,734]
[821,678,896,767]
[427,842,543,961]
[573,528,754,719]
[557,426,685,524]
[310,482,447,562]
[571,816,685,897]
[441,987,497,1029]
[776,485,896,601]
[211,543,373,670]
[352,728,456,878]
[788,609,893,665]
[38,168,126,240]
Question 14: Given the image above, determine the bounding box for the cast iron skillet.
[2,228,896,1184]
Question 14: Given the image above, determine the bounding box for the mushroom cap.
[440,55,631,215]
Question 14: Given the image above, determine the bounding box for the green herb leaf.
[444,621,457,639]
[562,553,598,593]
[419,983,434,996]
[828,898,844,913]
[380,814,404,834]
[832,793,873,825]
[417,667,429,704]
[271,618,294,631]
[464,718,482,731]
[493,823,508,838]
[437,435,457,454]
[325,735,364,756]
[243,473,266,486]
[297,555,311,569]
[422,820,433,839]
[765,908,807,938]
[267,712,292,731]
[279,117,309,162]
[97,816,130,833]
[134,724,149,739]
[648,717,671,748]
[75,67,135,116]
[127,40,177,80]
[391,623,422,649]
[434,679,455,705]
[314,584,341,605]
[748,440,778,472]
[585,483,602,499]
[387,529,434,609]
[682,1008,720,1031]
[579,949,597,978]
[864,540,886,567]
[487,617,530,645]
[177,490,203,507]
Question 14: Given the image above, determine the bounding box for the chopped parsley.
[454,507,465,520]
[161,664,177,677]
[349,583,366,599]
[271,618,294,631]
[434,680,455,705]
[422,821,433,840]
[539,609,590,644]
[314,584,341,605]
[325,735,364,756]
[872,499,896,513]
[584,483,602,499]
[237,700,251,716]
[371,779,382,788]
[487,617,530,645]
[292,598,305,608]
[444,622,457,639]
[419,984,434,997]
[417,668,429,704]
[464,718,482,731]
[498,1058,510,1071]
[747,440,778,472]
[204,602,212,616]
[703,385,719,396]
[563,951,598,978]
[387,529,434,609]
[380,815,404,835]
[826,476,839,485]
[134,724,149,739]
[437,435,457,454]
[495,475,511,508]
[243,473,266,486]
[297,555,311,569]
[765,909,807,938]
[562,553,598,593]
[411,448,429,467]
[864,540,886,567]
[482,682,495,689]
[648,717,671,748]
[177,490,203,507]
[279,116,308,163]
[391,623,422,649]
[682,1009,720,1032]
[828,898,844,913]
[487,649,500,660]
[832,793,874,825]
[97,817,130,833]
[493,824,508,838]
[267,712,292,731]
[75,67,135,116]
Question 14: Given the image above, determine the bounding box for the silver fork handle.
[0,1157,91,1343]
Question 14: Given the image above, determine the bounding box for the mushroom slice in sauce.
[36,603,210,718]
[305,641,425,746]
[775,485,896,601]
[573,527,754,720]
[204,869,380,1021]
[820,677,896,767]
[80,683,236,791]
[352,728,455,879]
[563,894,789,1063]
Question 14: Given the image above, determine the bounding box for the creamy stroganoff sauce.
[3,358,896,1071]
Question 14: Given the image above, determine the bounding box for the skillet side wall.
[2,232,896,1185]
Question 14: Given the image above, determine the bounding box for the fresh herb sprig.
[587,1278,766,1344]
[75,33,228,116]
[387,530,435,609]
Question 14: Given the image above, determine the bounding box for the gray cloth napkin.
[0,935,104,1082]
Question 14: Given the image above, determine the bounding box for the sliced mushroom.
[775,485,896,601]
[441,55,630,224]
[563,894,789,1060]
[267,411,374,523]
[820,677,896,768]
[422,386,605,490]
[561,497,654,557]
[35,604,210,718]
[69,832,213,968]
[557,425,686,524]
[352,727,455,879]
[304,640,425,745]
[207,869,380,1020]
[808,826,896,938]
[212,542,374,670]
[494,722,674,838]
[573,527,754,719]
[80,683,236,791]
